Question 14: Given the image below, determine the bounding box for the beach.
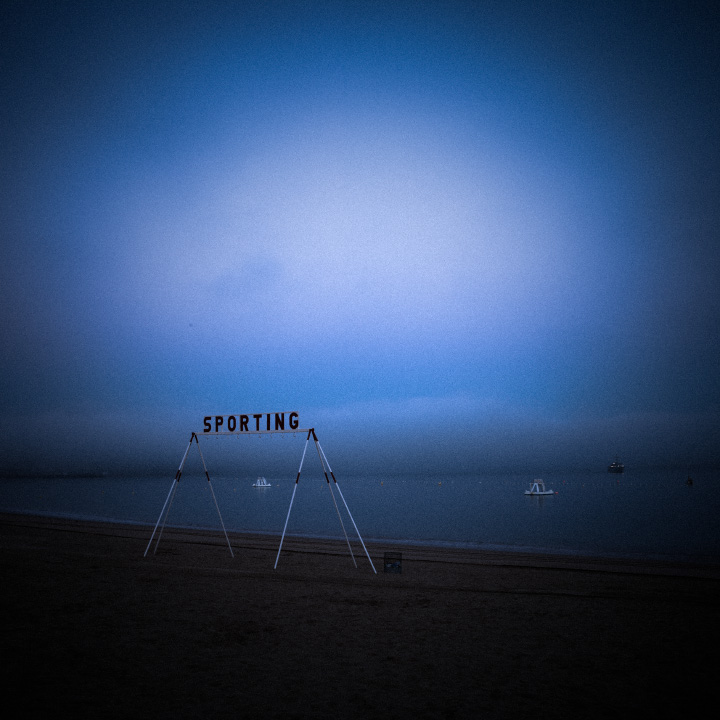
[2,513,719,719]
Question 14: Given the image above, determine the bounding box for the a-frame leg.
[195,433,234,557]
[312,431,357,568]
[274,429,311,569]
[144,433,193,557]
[144,433,234,557]
[316,437,377,573]
[274,429,376,573]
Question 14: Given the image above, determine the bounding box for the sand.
[2,512,719,719]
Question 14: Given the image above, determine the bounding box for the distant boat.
[525,479,554,496]
[253,476,271,487]
[608,458,624,474]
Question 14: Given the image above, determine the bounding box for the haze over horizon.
[2,1,719,477]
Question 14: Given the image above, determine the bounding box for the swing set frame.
[144,427,376,573]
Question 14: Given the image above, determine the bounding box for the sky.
[1,0,719,476]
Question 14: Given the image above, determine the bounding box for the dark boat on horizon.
[608,458,624,474]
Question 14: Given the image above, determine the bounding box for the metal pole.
[333,482,377,574]
[144,434,194,557]
[313,433,356,568]
[318,440,377,574]
[274,484,297,570]
[153,479,179,554]
[207,480,234,558]
[195,434,234,557]
[274,430,311,569]
[144,476,178,557]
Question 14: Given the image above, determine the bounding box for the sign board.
[202,411,300,434]
[383,552,402,574]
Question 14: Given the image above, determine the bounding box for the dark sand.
[2,513,719,719]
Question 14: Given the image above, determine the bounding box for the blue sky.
[2,0,719,475]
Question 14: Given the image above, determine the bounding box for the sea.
[2,467,719,564]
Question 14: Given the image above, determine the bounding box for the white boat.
[525,479,554,495]
[253,476,271,487]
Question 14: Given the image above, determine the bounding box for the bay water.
[1,468,718,563]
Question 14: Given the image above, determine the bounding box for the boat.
[608,458,624,474]
[524,479,554,496]
[253,476,271,487]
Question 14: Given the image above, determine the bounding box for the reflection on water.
[1,468,718,562]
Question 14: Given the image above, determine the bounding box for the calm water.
[2,468,718,563]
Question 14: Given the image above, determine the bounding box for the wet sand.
[2,512,719,719]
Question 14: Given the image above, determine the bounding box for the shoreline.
[3,512,720,718]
